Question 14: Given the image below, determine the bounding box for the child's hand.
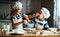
[24,14,29,20]
[27,20,31,23]
[35,13,40,17]
[23,20,28,24]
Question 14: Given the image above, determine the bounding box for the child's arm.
[11,18,27,28]
[23,14,31,23]
[28,13,39,18]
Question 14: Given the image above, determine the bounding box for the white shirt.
[35,18,49,30]
[11,14,23,29]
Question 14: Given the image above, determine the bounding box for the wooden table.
[0,29,60,37]
[0,34,60,37]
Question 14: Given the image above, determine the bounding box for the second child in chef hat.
[35,7,50,30]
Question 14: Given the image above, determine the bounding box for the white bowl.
[35,24,44,30]
[48,28,57,32]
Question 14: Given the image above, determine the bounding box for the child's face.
[14,8,22,16]
[38,11,44,20]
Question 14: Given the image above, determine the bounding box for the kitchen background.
[0,0,60,29]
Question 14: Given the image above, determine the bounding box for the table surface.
[0,34,60,37]
[0,29,60,37]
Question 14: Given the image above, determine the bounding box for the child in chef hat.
[10,1,28,30]
[35,7,50,30]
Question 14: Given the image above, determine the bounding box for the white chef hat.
[41,7,50,19]
[11,1,22,11]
